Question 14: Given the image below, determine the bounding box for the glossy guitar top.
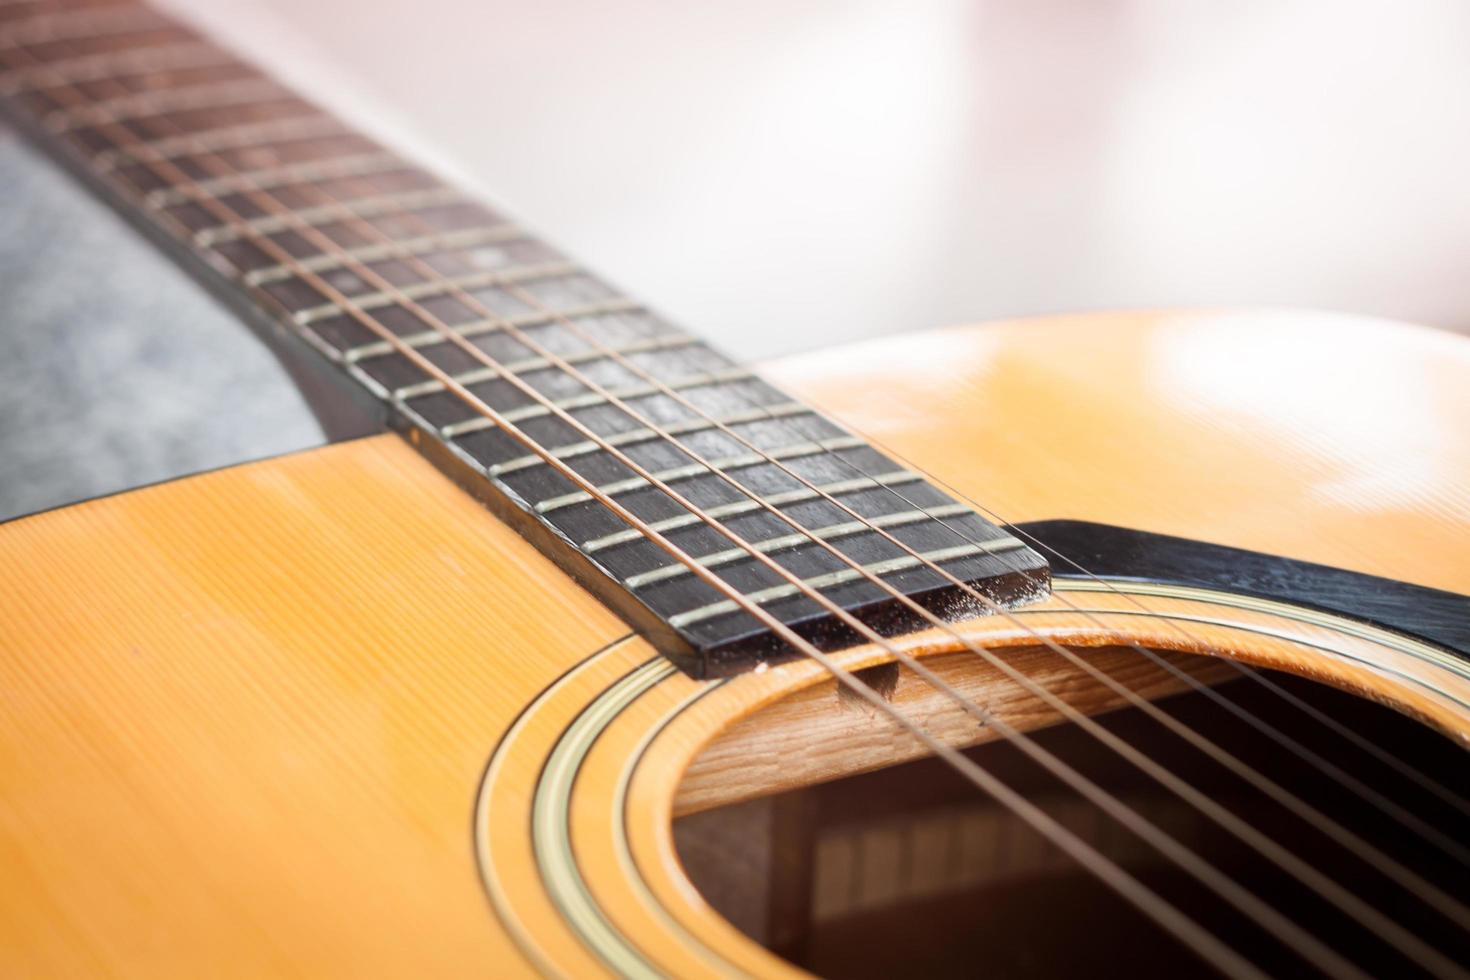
[2,310,1467,977]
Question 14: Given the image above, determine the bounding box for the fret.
[535,435,865,516]
[623,502,978,589]
[666,542,1024,629]
[92,113,348,170]
[0,38,227,94]
[192,185,464,246]
[392,333,696,400]
[583,471,927,553]
[144,149,405,208]
[438,368,753,438]
[292,261,577,326]
[45,75,287,131]
[341,298,640,362]
[0,5,164,49]
[244,224,524,287]
[2,0,1051,677]
[486,402,814,477]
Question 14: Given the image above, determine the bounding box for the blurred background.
[169,0,1470,356]
[3,0,1469,517]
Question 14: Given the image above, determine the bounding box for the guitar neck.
[0,0,1050,676]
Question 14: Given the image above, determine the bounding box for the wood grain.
[0,435,627,977]
[674,646,1237,815]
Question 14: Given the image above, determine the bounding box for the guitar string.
[254,168,1470,962]
[2,35,1324,980]
[8,19,1458,975]
[17,26,1464,969]
[212,21,1470,850]
[83,77,1463,978]
[169,48,1470,933]
[28,57,1317,980]
[265,159,1470,952]
[13,4,1463,830]
[20,11,1458,869]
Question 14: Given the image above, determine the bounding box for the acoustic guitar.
[3,3,1468,977]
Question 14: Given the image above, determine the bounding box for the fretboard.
[0,0,1050,677]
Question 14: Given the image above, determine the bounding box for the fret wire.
[5,24,1340,970]
[666,542,1013,629]
[582,471,925,553]
[192,185,464,246]
[144,149,405,208]
[292,260,578,326]
[534,435,866,516]
[622,502,978,589]
[93,113,348,171]
[46,75,290,131]
[0,38,228,94]
[486,401,814,477]
[391,333,696,400]
[341,298,641,362]
[245,223,525,286]
[437,368,753,438]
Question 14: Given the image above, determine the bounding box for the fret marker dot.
[326,269,360,292]
[468,246,507,269]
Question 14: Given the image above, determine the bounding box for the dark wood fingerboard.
[0,0,1050,677]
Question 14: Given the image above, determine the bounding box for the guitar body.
[4,309,1467,977]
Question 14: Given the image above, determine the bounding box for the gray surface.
[0,123,324,522]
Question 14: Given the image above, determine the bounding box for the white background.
[158,0,1470,360]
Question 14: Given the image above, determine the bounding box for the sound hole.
[673,664,1470,977]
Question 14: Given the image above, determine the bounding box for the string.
[6,34,1325,980]
[308,182,1470,960]
[170,56,1470,949]
[102,91,1449,978]
[283,165,1470,956]
[20,22,1458,963]
[10,16,1466,973]
[1,31,1277,979]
